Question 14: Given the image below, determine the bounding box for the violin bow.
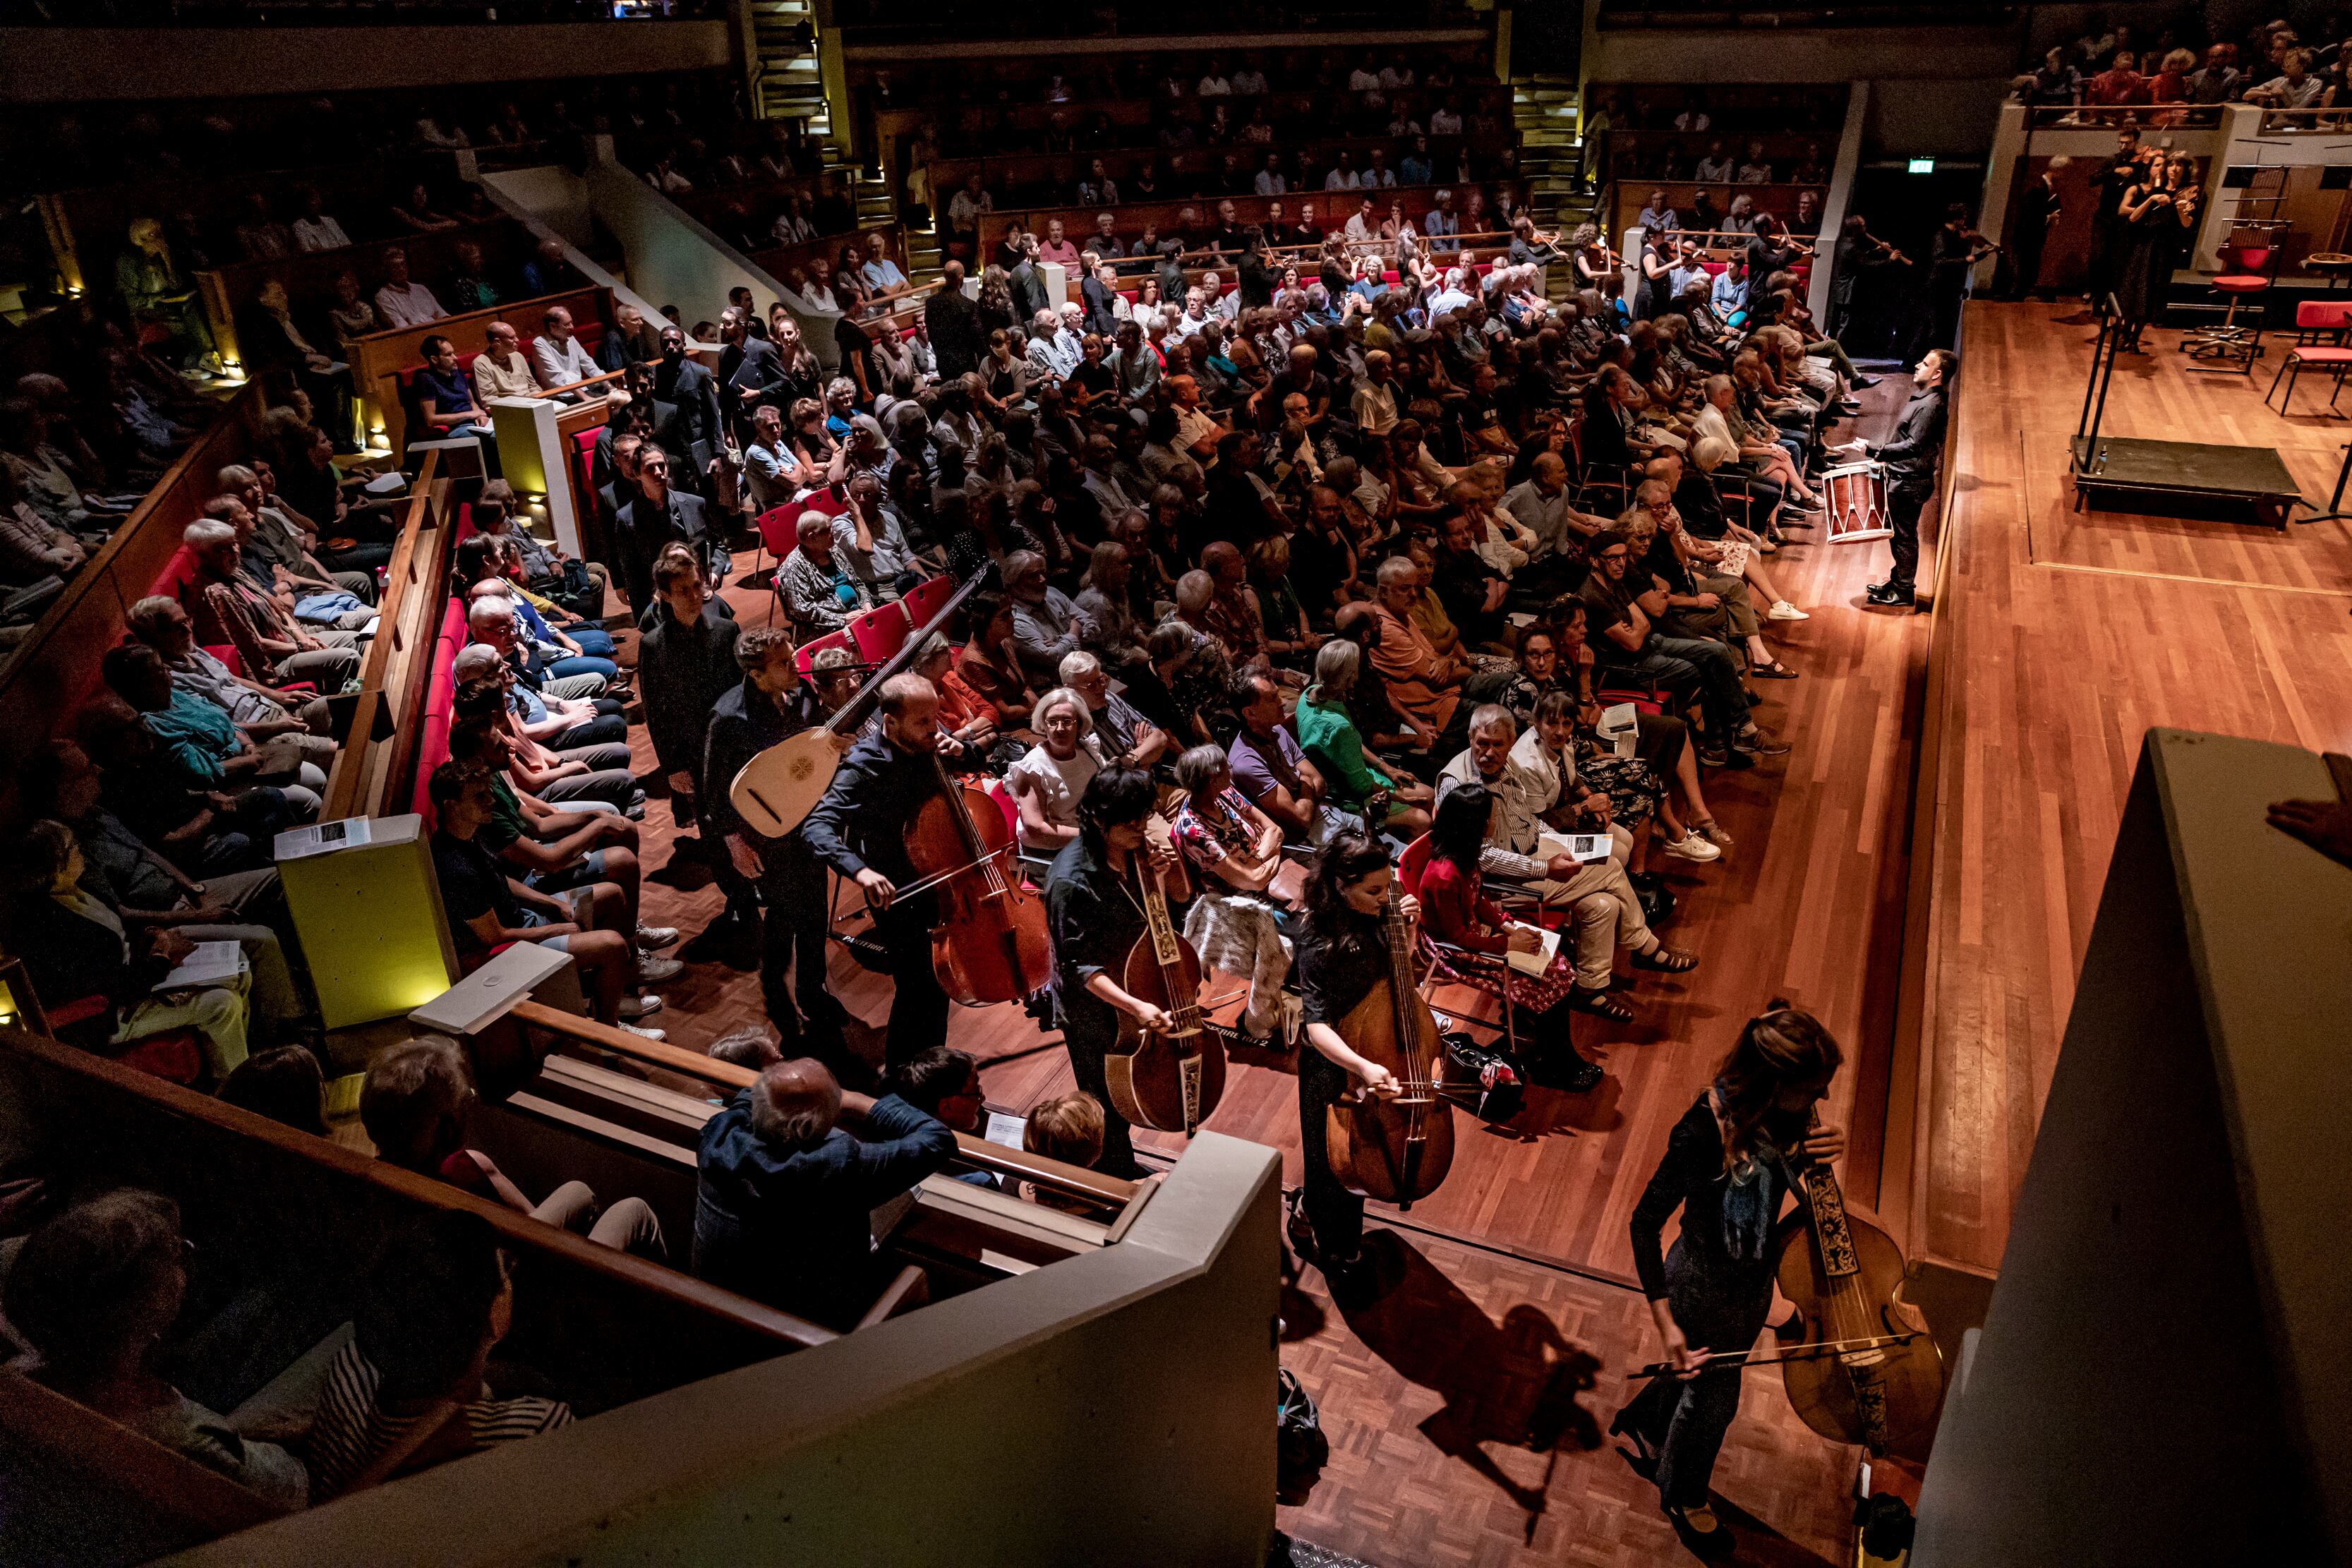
[1627,1331,1924,1381]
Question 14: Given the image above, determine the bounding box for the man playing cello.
[802,673,983,1068]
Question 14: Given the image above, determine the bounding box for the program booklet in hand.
[155,940,246,993]
[1504,922,1561,977]
[1539,831,1614,866]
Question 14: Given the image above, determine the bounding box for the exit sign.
[1908,157,1936,174]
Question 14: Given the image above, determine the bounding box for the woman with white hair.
[1006,685,1104,852]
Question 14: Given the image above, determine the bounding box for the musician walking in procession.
[1042,766,1183,1180]
[1615,1002,1846,1552]
[1287,833,1419,1296]
[706,627,857,1080]
[803,674,982,1068]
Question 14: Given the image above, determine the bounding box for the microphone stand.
[2297,441,2352,524]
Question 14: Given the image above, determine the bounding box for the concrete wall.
[1910,730,2352,1567]
[167,1132,1284,1567]
[0,20,732,104]
[581,157,810,351]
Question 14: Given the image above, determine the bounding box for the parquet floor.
[1888,301,2352,1276]
[601,372,1931,1565]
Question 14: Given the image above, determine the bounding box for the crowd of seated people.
[2013,16,2352,114]
[0,1186,582,1509]
[2,342,205,643]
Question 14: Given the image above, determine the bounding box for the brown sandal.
[1571,986,1636,1022]
[1633,946,1700,973]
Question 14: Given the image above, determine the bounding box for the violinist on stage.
[1613,1001,1846,1553]
[1287,832,1418,1294]
[1042,766,1183,1179]
[705,627,857,1078]
[802,673,982,1068]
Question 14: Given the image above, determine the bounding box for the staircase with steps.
[748,0,830,128]
[1512,75,1599,301]
[747,0,950,289]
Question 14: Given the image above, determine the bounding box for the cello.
[1769,1131,1946,1461]
[900,751,1054,1008]
[1104,851,1227,1136]
[1324,881,1453,1211]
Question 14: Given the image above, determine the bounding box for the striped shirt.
[308,1337,571,1500]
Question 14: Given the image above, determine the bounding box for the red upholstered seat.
[795,628,850,677]
[2215,275,2272,291]
[2287,346,2352,363]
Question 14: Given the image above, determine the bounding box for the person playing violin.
[1288,831,1420,1294]
[1042,766,1184,1179]
[1613,1001,1847,1552]
[802,673,982,1068]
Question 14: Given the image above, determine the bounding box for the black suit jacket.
[658,358,724,466]
[615,488,715,608]
[1871,387,1947,488]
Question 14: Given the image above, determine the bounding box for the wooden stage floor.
[605,307,2352,1564]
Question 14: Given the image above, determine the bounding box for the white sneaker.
[620,1023,668,1041]
[1768,601,1810,621]
[1663,832,1722,863]
[635,924,680,951]
[618,994,665,1020]
[636,954,685,984]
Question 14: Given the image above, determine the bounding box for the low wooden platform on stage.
[2067,433,2304,526]
[605,300,2352,1566]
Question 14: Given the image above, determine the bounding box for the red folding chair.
[901,573,955,633]
[850,600,912,665]
[2265,298,2352,414]
[795,628,851,677]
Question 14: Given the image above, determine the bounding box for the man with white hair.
[1425,188,1460,253]
[1427,267,1475,320]
[531,304,601,395]
[778,509,857,639]
[1174,290,1214,339]
[1200,270,1238,320]
[1436,704,1695,1023]
[1027,308,1082,382]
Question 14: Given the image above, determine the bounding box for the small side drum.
[1823,462,1893,544]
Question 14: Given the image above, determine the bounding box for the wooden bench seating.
[344,284,610,457]
[193,217,537,380]
[0,1020,833,1560]
[1607,181,1831,244]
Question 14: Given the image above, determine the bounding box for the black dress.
[2117,185,2189,330]
[1293,909,1389,1261]
[1044,832,1150,1178]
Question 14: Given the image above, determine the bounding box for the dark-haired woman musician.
[1042,764,1179,1179]
[1613,1001,1847,1550]
[1288,831,1416,1290]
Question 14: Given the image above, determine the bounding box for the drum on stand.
[1823,462,1893,543]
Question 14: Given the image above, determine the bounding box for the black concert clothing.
[1869,382,1948,593]
[613,486,718,616]
[1042,832,1152,1177]
[802,730,984,1066]
[1620,1090,1810,1509]
[1293,908,1389,1262]
[704,675,845,1066]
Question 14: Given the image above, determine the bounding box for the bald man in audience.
[694,1057,955,1329]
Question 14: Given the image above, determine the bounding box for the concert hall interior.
[4,3,2351,1564]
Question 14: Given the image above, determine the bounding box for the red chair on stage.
[2185,234,2281,374]
[2264,298,2352,414]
